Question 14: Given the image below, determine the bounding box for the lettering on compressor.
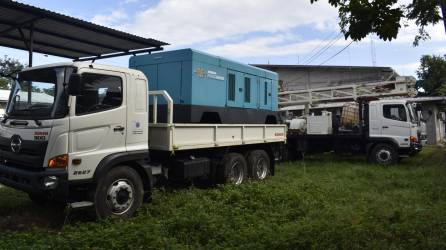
[195,67,225,81]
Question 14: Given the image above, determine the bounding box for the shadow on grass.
[0,188,96,232]
[0,180,210,232]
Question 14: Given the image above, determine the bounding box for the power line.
[304,33,343,65]
[282,36,347,87]
[302,31,337,64]
[318,41,354,66]
[303,33,340,64]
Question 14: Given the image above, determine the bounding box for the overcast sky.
[2,0,445,77]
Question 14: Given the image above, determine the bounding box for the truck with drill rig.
[282,79,423,164]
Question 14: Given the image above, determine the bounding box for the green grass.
[0,146,445,249]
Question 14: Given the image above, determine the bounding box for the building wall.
[422,103,445,145]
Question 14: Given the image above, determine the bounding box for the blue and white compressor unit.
[129,49,278,124]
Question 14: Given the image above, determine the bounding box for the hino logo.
[10,135,22,153]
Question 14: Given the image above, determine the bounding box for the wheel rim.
[255,158,268,180]
[229,161,244,185]
[106,179,134,215]
[377,149,391,163]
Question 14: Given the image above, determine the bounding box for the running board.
[68,201,94,209]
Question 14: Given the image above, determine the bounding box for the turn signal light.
[48,154,69,169]
[410,136,418,143]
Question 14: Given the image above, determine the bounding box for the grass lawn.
[0,146,445,249]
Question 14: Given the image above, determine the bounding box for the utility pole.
[440,0,446,34]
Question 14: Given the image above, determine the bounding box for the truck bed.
[149,123,287,151]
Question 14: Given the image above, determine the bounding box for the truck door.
[68,70,127,181]
[380,103,411,147]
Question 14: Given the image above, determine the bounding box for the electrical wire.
[302,31,337,64]
[303,33,343,65]
[318,41,354,66]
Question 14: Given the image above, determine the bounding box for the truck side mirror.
[68,73,83,96]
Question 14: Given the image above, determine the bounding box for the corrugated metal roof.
[0,0,168,60]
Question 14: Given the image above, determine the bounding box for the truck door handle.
[382,126,389,129]
[113,126,125,132]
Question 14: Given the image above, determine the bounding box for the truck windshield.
[6,67,72,120]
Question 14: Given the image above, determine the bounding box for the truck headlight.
[43,176,59,189]
[48,154,69,169]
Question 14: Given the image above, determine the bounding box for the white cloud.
[121,0,139,4]
[118,0,338,46]
[393,62,420,76]
[205,33,353,59]
[376,21,445,45]
[91,10,128,27]
[438,47,446,54]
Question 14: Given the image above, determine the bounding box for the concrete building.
[412,97,446,145]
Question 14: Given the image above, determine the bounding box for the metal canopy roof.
[0,0,168,64]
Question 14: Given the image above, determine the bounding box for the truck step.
[151,165,162,175]
[68,201,94,209]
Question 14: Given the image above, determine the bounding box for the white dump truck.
[0,62,286,218]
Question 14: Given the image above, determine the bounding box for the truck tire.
[246,150,270,181]
[94,166,144,219]
[369,143,398,165]
[218,153,247,185]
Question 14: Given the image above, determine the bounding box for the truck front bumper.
[410,142,423,155]
[0,164,68,201]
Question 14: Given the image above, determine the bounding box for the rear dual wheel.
[218,153,248,185]
[218,150,271,185]
[246,150,270,181]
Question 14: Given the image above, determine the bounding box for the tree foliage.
[0,56,24,90]
[310,0,445,46]
[416,55,446,96]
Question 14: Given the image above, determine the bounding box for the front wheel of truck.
[369,143,398,165]
[94,165,144,219]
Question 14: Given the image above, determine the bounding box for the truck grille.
[0,137,48,168]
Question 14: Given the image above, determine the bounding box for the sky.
[1,0,445,78]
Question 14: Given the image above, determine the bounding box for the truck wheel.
[370,143,398,165]
[218,153,247,185]
[94,166,143,219]
[246,150,270,181]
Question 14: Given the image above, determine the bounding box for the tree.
[310,0,445,46]
[0,56,25,90]
[416,55,446,96]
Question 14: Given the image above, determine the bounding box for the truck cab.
[0,62,149,210]
[368,99,422,158]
